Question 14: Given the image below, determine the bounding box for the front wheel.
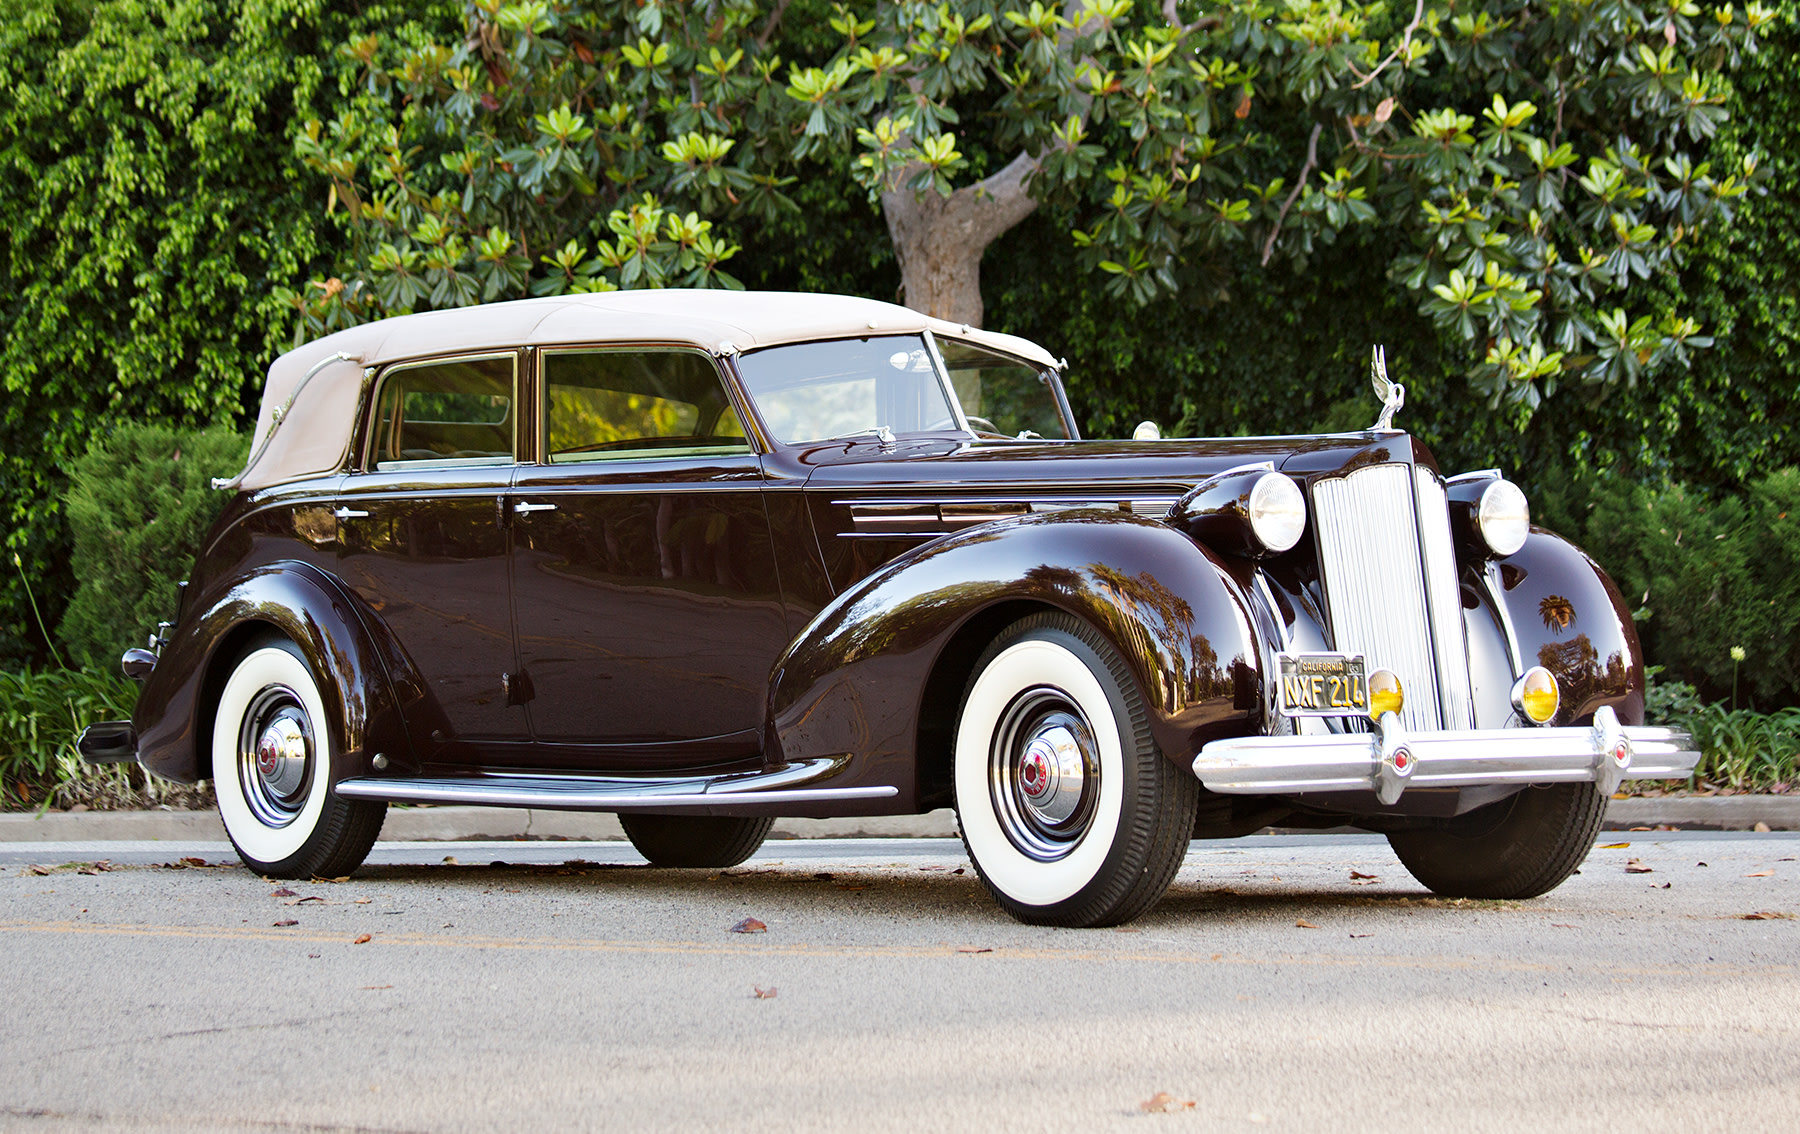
[1386,782,1606,899]
[620,814,774,868]
[954,613,1197,927]
[211,638,385,879]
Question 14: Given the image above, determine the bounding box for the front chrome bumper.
[1191,706,1698,805]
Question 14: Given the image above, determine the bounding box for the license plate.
[1276,653,1368,717]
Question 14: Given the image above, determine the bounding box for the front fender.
[133,562,415,784]
[1482,529,1645,727]
[767,511,1261,807]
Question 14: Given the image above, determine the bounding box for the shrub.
[57,423,248,669]
[0,665,134,808]
[1564,467,1800,709]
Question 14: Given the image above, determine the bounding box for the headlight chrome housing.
[1475,478,1530,557]
[1246,472,1306,555]
[1168,465,1308,559]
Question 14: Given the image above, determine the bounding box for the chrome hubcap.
[238,687,313,828]
[990,688,1101,861]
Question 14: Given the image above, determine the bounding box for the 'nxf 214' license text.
[1277,653,1369,717]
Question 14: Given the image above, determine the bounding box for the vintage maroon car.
[80,290,1695,926]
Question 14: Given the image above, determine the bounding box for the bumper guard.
[1191,706,1697,805]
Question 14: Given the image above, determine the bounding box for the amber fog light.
[1369,668,1404,719]
[1512,666,1559,725]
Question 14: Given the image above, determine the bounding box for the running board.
[332,756,896,812]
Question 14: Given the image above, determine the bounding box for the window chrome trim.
[361,350,521,473]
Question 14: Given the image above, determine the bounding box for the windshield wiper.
[836,426,896,448]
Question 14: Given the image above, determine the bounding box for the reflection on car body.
[79,290,1697,927]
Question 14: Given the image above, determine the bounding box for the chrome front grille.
[1310,463,1472,731]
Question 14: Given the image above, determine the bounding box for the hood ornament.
[1369,345,1404,431]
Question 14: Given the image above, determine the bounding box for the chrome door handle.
[334,507,370,519]
[513,501,557,515]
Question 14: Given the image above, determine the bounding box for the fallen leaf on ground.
[1741,911,1794,920]
[26,866,50,876]
[272,919,298,927]
[179,857,206,867]
[1658,882,1672,889]
[1349,933,1374,939]
[1697,862,1708,867]
[919,864,948,871]
[354,898,373,905]
[352,933,372,945]
[956,946,993,954]
[1746,871,1775,878]
[1139,1092,1196,1113]
[953,867,965,875]
[1551,923,1575,928]
[1625,859,1653,874]
[269,887,297,898]
[813,872,835,880]
[1629,826,1653,832]
[753,986,778,999]
[1296,919,1321,929]
[730,917,767,934]
[285,896,325,905]
[1753,821,1772,833]
[361,985,393,990]
[1598,842,1630,850]
[76,861,113,875]
[1349,870,1378,880]
[306,953,320,959]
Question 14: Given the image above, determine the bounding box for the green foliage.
[57,424,249,669]
[0,0,456,665]
[293,0,1760,413]
[1546,468,1800,709]
[1647,672,1800,790]
[0,666,136,809]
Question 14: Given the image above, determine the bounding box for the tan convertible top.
[235,290,1060,491]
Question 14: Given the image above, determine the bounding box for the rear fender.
[133,562,416,784]
[766,512,1261,811]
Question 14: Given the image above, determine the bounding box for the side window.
[369,354,517,469]
[542,349,752,462]
[937,339,1071,440]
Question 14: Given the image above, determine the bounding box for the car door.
[335,351,529,760]
[505,345,788,773]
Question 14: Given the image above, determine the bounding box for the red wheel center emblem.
[257,739,280,778]
[1021,753,1048,796]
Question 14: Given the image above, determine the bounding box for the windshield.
[936,338,1071,440]
[735,335,960,444]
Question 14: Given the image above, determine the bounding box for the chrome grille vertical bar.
[1311,464,1442,731]
[1415,469,1476,729]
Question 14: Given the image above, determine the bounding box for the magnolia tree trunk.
[881,150,1041,328]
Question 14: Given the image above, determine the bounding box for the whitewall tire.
[954,613,1197,927]
[211,638,384,878]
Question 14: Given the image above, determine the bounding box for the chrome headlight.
[1476,478,1530,557]
[1247,473,1306,554]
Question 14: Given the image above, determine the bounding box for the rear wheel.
[620,814,774,868]
[1386,782,1605,899]
[211,638,385,878]
[954,613,1196,927]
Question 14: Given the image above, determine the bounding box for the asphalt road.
[1,832,1795,1133]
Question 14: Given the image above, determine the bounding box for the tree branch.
[1351,0,1424,90]
[755,0,792,50]
[1261,122,1322,267]
[1160,0,1220,37]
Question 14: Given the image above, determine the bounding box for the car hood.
[791,431,1439,499]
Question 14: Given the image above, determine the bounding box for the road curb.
[0,795,1793,843]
